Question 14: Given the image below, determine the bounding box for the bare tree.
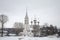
[0,14,8,37]
[13,22,23,28]
[13,22,24,36]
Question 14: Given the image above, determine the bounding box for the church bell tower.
[23,8,30,36]
[24,10,29,25]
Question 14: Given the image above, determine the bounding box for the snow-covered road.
[0,36,60,40]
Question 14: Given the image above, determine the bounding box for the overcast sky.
[0,0,60,28]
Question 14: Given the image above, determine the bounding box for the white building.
[23,9,33,37]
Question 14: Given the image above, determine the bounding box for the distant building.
[31,18,40,37]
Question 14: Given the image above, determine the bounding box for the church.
[22,9,40,37]
[23,9,33,37]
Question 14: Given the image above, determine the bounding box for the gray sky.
[0,0,60,28]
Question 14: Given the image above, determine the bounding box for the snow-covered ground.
[0,36,60,40]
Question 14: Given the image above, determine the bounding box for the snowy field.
[0,36,60,40]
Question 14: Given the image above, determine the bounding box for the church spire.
[25,8,28,19]
[24,8,29,24]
